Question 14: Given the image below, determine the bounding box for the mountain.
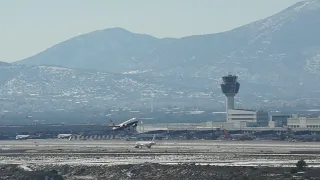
[0,64,167,112]
[4,0,320,115]
[16,1,320,75]
[0,61,10,66]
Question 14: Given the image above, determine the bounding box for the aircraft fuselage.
[134,141,156,148]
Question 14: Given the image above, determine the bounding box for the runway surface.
[1,139,320,167]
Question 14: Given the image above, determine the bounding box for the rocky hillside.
[3,0,320,114]
[1,62,317,116]
[0,64,169,112]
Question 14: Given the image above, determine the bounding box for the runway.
[1,139,320,167]
[2,139,320,152]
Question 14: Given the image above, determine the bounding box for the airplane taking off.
[109,117,139,131]
[134,134,156,149]
[16,135,30,140]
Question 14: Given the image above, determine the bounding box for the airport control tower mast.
[220,74,240,110]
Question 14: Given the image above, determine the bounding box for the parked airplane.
[16,135,30,140]
[134,134,156,149]
[109,117,139,130]
[57,134,72,139]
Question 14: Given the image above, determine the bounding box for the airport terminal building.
[287,115,320,128]
[269,115,292,127]
[227,109,269,127]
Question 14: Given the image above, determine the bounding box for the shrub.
[284,172,291,178]
[296,159,307,170]
[290,168,298,174]
[50,169,58,174]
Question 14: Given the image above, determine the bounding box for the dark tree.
[296,159,307,170]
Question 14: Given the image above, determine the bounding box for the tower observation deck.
[220,74,240,110]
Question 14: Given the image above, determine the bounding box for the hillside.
[4,0,320,116]
[0,61,10,66]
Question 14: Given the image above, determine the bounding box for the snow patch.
[294,1,311,12]
[122,69,153,74]
[294,0,317,12]
[19,165,33,171]
[304,54,320,74]
[39,66,73,71]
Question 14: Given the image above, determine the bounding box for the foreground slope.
[0,163,318,180]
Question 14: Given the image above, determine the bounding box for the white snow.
[19,165,33,171]
[122,69,153,74]
[304,54,320,74]
[294,0,317,12]
[39,66,73,71]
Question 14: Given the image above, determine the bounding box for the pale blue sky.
[0,0,301,62]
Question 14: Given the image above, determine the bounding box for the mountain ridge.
[16,0,320,75]
[3,0,320,114]
[15,0,320,66]
[0,61,10,66]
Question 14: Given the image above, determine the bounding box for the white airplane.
[57,134,72,139]
[109,117,139,130]
[16,135,30,140]
[134,134,156,149]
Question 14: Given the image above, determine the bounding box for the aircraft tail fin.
[152,134,156,141]
[109,119,115,126]
[223,129,231,138]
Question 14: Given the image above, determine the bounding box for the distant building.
[270,115,292,127]
[227,109,269,127]
[268,121,278,128]
[287,116,320,128]
[203,121,239,129]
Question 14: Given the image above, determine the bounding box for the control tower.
[220,74,240,110]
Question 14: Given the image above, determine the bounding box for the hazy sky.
[0,0,302,62]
